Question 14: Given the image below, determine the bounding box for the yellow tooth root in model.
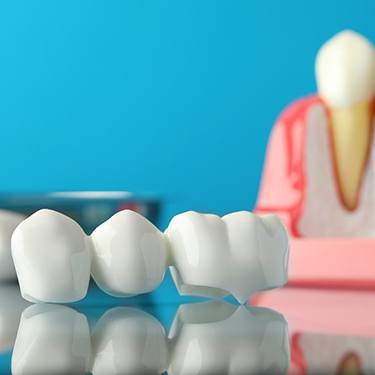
[316,30,375,210]
[329,102,373,210]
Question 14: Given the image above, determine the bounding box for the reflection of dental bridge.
[3,286,289,374]
[4,208,289,304]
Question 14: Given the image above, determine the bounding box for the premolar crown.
[90,209,168,297]
[11,209,91,303]
[11,209,289,304]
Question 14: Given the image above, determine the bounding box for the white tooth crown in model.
[316,30,375,108]
[11,209,289,304]
[90,209,168,297]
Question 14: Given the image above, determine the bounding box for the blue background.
[0,0,374,228]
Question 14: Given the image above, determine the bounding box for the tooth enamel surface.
[12,304,91,375]
[91,307,168,374]
[165,211,289,304]
[11,209,91,303]
[316,31,375,210]
[90,210,168,297]
[316,30,375,107]
[0,210,26,281]
[168,301,290,375]
[0,285,29,353]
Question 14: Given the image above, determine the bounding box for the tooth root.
[168,301,290,375]
[11,304,91,375]
[91,307,168,374]
[0,210,26,281]
[166,211,289,304]
[329,102,373,209]
[11,209,91,303]
[90,210,168,297]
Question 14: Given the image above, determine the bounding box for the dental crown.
[316,30,375,107]
[10,209,289,304]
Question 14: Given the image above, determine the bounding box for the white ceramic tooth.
[90,210,168,297]
[91,307,168,374]
[12,304,91,375]
[11,209,91,303]
[165,211,289,304]
[168,301,290,375]
[0,284,30,353]
[316,30,375,107]
[0,210,26,281]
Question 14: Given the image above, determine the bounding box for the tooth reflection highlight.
[10,302,289,374]
[168,301,290,375]
[12,304,91,375]
[0,284,29,353]
[91,307,168,374]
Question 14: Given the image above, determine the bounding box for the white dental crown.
[11,209,290,304]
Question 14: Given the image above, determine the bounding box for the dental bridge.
[2,208,289,305]
[2,295,289,374]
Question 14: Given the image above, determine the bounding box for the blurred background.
[1,0,374,228]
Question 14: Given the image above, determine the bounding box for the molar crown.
[11,209,289,304]
[166,210,289,304]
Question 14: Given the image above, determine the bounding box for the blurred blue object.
[0,191,160,233]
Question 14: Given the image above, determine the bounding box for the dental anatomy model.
[256,30,375,286]
[10,208,289,304]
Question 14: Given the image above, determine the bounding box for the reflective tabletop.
[2,275,375,374]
